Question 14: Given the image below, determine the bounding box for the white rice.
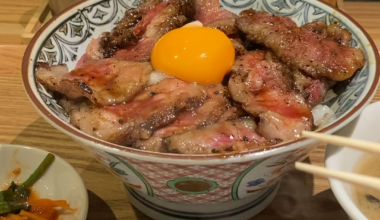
[323,89,337,103]
[148,70,172,85]
[312,104,335,127]
[311,89,337,128]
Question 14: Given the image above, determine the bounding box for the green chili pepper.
[0,153,55,215]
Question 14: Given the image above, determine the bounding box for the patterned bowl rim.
[22,0,380,163]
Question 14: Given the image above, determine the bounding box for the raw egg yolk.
[151,27,235,85]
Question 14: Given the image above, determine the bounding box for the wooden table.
[0,45,378,220]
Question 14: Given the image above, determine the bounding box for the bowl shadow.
[87,190,117,220]
[253,157,349,220]
[132,205,154,220]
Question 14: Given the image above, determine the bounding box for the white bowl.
[325,101,380,220]
[0,144,88,220]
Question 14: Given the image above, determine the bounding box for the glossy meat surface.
[292,70,334,106]
[100,0,163,58]
[113,0,195,61]
[135,84,240,151]
[237,10,365,81]
[195,0,237,35]
[228,51,313,141]
[301,21,352,47]
[163,117,266,154]
[36,59,153,106]
[70,78,207,145]
[154,84,237,137]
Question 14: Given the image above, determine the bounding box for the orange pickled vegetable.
[0,214,28,220]
[28,199,76,220]
[19,210,46,220]
[12,168,21,175]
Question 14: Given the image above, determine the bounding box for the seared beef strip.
[70,78,207,146]
[78,0,194,65]
[263,51,334,107]
[194,0,238,35]
[36,59,152,106]
[228,51,313,141]
[292,70,334,106]
[246,89,313,141]
[101,0,163,58]
[256,111,311,141]
[113,0,196,61]
[230,38,247,57]
[154,84,238,136]
[78,37,102,67]
[301,21,352,46]
[75,0,163,67]
[163,117,266,154]
[237,10,365,81]
[59,96,91,114]
[133,137,165,152]
[301,21,328,35]
[135,84,240,151]
[325,23,353,47]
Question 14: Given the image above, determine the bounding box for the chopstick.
[302,130,380,154]
[295,162,380,191]
[294,131,380,191]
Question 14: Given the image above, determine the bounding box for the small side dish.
[0,154,75,220]
[0,145,88,220]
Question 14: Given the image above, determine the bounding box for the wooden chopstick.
[297,131,380,190]
[295,162,380,191]
[302,131,380,154]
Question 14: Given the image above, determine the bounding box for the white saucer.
[325,101,380,220]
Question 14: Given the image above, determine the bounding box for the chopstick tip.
[301,130,312,137]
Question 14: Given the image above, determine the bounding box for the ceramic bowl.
[22,0,379,219]
[325,101,380,220]
[0,144,88,220]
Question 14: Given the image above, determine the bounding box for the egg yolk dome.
[151,27,235,85]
